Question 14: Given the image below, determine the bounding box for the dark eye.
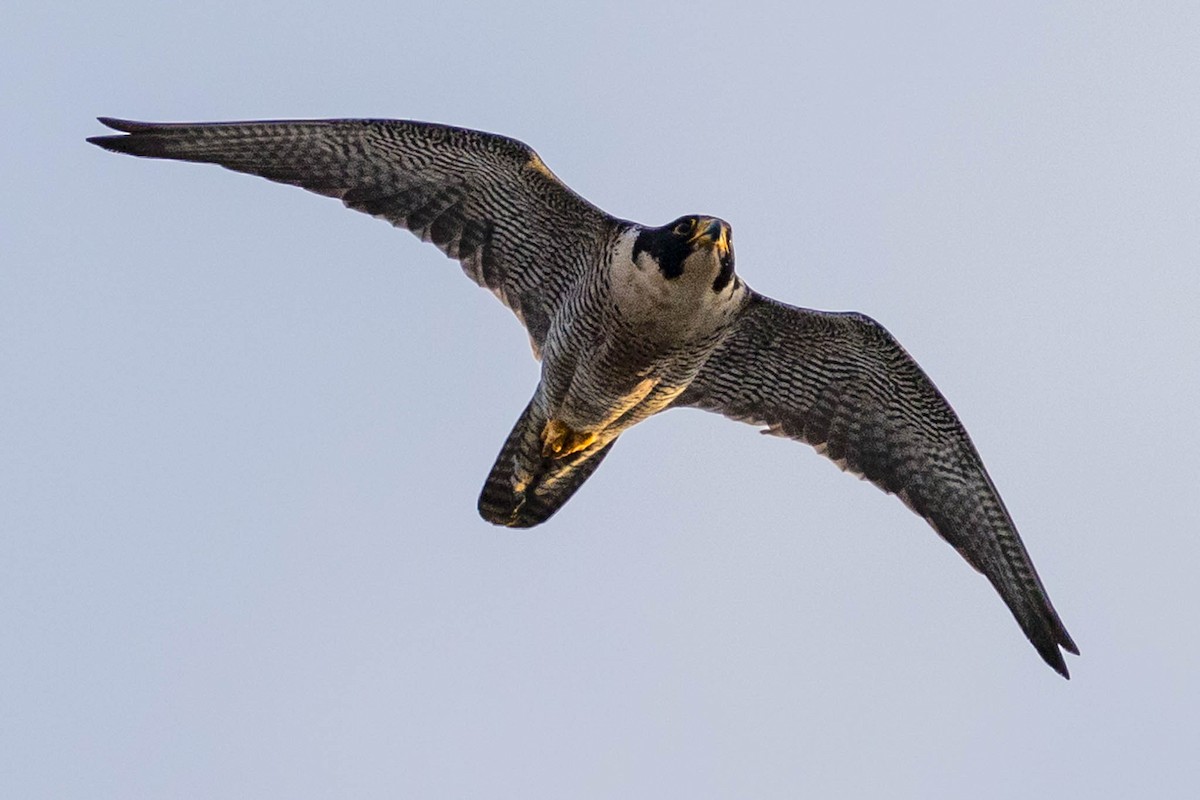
[673,219,694,236]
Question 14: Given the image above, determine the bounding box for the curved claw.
[540,419,597,458]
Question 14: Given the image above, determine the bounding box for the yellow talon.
[541,419,597,458]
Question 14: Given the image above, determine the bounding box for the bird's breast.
[608,241,741,344]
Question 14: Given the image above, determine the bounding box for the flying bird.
[88,116,1078,677]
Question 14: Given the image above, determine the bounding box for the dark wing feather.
[88,117,616,350]
[675,291,1078,677]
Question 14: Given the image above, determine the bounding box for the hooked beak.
[691,217,730,256]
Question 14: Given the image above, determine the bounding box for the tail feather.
[479,401,616,528]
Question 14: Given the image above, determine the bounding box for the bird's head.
[632,215,737,294]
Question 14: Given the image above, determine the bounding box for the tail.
[478,401,617,528]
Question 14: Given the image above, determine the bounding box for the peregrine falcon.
[88,117,1078,677]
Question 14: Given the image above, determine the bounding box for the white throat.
[609,226,745,338]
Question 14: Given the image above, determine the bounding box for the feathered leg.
[478,399,617,528]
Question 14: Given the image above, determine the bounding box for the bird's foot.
[540,419,596,459]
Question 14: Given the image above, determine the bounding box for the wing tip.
[88,118,177,157]
[96,116,152,133]
[86,134,132,154]
[1035,619,1079,679]
[89,118,140,154]
[1044,648,1071,680]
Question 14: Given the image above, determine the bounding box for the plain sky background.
[4,1,1199,797]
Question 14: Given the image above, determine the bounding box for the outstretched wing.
[88,117,617,351]
[675,291,1078,677]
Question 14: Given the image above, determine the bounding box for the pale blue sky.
[4,2,1199,797]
